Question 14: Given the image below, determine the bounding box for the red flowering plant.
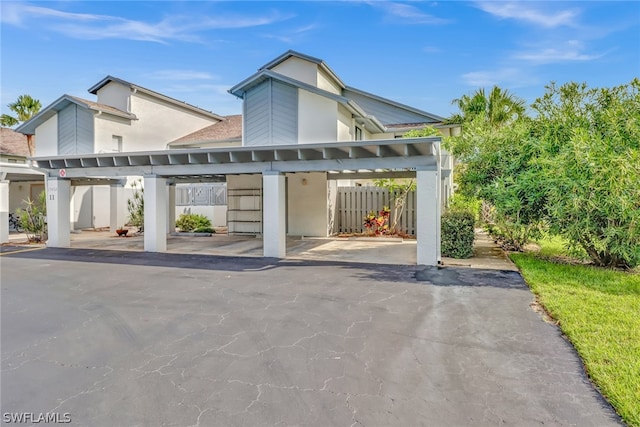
[363,206,391,235]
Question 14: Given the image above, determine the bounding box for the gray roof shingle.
[0,127,30,157]
[170,115,242,146]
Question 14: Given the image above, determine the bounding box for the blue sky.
[1,1,639,119]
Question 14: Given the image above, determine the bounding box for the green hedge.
[176,213,212,232]
[442,211,475,258]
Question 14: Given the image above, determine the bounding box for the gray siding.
[58,106,76,155]
[58,104,94,154]
[344,89,438,126]
[76,107,94,153]
[271,81,297,145]
[244,79,297,146]
[244,81,270,146]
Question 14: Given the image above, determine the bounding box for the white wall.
[93,115,133,153]
[286,172,327,237]
[317,68,341,95]
[71,186,93,229]
[8,181,43,212]
[298,90,337,144]
[369,132,397,140]
[271,57,317,87]
[96,81,130,112]
[227,174,261,189]
[337,104,353,142]
[271,57,341,95]
[35,114,58,156]
[92,185,111,228]
[121,92,220,152]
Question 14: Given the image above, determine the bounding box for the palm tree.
[1,94,42,156]
[447,86,526,128]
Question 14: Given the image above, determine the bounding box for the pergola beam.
[326,170,417,180]
[36,156,436,179]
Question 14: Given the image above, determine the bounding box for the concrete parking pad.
[1,249,620,426]
[65,230,419,265]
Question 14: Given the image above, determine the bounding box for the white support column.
[0,180,9,243]
[167,184,176,233]
[326,178,338,236]
[46,177,71,247]
[416,166,440,266]
[262,171,286,258]
[143,175,167,252]
[109,182,126,233]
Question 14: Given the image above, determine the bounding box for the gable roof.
[258,50,346,89]
[169,115,242,147]
[230,70,386,133]
[344,87,445,124]
[88,75,224,121]
[1,127,30,157]
[16,95,137,135]
[230,73,441,134]
[231,50,444,132]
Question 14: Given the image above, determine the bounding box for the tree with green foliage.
[446,86,526,128]
[447,116,545,250]
[532,79,640,268]
[1,94,42,156]
[447,79,640,268]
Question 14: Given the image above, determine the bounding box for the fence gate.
[337,186,416,235]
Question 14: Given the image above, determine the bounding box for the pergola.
[32,137,443,265]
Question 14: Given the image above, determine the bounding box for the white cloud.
[514,40,604,64]
[461,67,536,88]
[475,2,579,28]
[1,4,109,25]
[1,3,291,43]
[370,2,450,25]
[261,23,320,44]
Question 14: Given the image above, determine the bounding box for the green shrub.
[17,191,47,243]
[442,211,475,258]
[127,180,144,231]
[194,226,215,233]
[176,213,212,232]
[447,194,481,223]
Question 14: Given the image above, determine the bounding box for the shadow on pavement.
[6,247,528,289]
[5,247,419,281]
[415,265,527,289]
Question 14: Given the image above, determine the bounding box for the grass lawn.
[511,239,640,427]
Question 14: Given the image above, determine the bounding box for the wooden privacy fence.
[337,186,416,235]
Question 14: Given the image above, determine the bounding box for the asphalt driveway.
[1,249,620,426]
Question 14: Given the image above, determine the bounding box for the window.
[355,126,362,141]
[112,135,123,152]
